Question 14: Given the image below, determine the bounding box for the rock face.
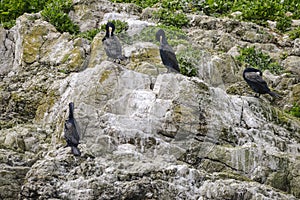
[0,0,300,199]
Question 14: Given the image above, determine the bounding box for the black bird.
[102,22,124,62]
[243,67,280,98]
[156,29,180,73]
[64,102,81,156]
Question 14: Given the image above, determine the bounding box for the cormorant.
[102,22,124,62]
[156,29,180,73]
[64,102,81,156]
[243,67,280,98]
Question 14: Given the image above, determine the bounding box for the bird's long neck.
[68,104,74,119]
[160,36,168,45]
[106,27,113,38]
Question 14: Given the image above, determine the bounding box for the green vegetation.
[236,46,283,75]
[201,1,300,29]
[153,9,189,28]
[2,0,299,37]
[289,103,300,118]
[177,47,200,77]
[110,0,300,38]
[153,0,189,28]
[111,0,189,28]
[178,56,198,77]
[41,0,79,34]
[0,0,50,28]
[0,0,79,34]
[288,26,300,40]
[276,16,292,32]
[75,28,101,41]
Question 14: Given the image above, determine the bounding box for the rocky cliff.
[0,0,300,199]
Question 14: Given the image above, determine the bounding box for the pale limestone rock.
[292,38,300,56]
[0,27,14,76]
[282,56,300,76]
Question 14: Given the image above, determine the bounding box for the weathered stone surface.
[0,1,300,199]
[0,27,14,77]
[0,125,51,200]
[70,0,142,32]
[282,56,300,76]
[0,13,90,129]
[18,67,300,199]
[292,38,300,56]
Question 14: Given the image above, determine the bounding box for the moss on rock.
[99,70,113,83]
[267,171,290,192]
[22,24,49,64]
[35,90,59,122]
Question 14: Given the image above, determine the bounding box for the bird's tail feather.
[268,91,281,98]
[118,55,126,61]
[71,146,81,156]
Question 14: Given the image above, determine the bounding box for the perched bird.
[243,67,280,98]
[156,29,180,73]
[64,102,81,156]
[102,22,124,62]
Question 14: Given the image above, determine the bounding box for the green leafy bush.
[0,0,50,28]
[201,0,234,17]
[110,0,300,35]
[236,46,283,74]
[288,27,300,40]
[202,0,300,34]
[1,0,79,34]
[177,47,202,77]
[154,0,189,28]
[289,103,300,118]
[110,0,189,28]
[41,0,79,34]
[275,16,292,32]
[153,9,189,28]
[240,1,282,25]
[178,57,198,77]
[75,28,101,41]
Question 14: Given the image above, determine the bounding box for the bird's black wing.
[244,72,267,85]
[64,120,80,146]
[103,36,123,59]
[160,44,180,72]
[244,71,272,94]
[73,118,81,140]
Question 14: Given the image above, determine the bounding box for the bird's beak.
[160,36,162,44]
[109,27,112,37]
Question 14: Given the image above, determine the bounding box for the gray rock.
[282,56,300,76]
[292,38,300,56]
[19,63,300,199]
[0,27,14,77]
